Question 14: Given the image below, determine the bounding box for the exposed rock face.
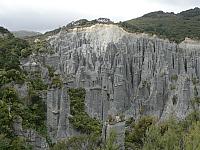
[24,24,200,144]
[46,85,70,142]
[46,24,199,118]
[46,85,81,142]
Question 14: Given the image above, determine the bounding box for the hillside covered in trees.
[120,7,200,43]
[0,27,47,149]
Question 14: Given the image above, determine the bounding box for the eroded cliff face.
[23,24,200,145]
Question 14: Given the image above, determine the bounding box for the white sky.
[0,0,199,32]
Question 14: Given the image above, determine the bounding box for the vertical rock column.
[47,86,70,142]
[56,84,70,140]
[105,121,126,150]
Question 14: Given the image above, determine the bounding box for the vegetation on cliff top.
[0,26,11,34]
[120,7,200,43]
[27,8,200,44]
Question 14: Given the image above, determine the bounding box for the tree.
[125,116,155,149]
[10,137,32,150]
[142,125,162,150]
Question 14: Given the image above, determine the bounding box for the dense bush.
[121,8,200,43]
[52,134,101,150]
[0,69,26,86]
[125,112,200,150]
[30,77,47,91]
[0,27,47,147]
[0,134,32,150]
[52,130,119,150]
[125,116,155,149]
[51,76,63,88]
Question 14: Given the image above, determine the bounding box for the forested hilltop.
[120,7,200,43]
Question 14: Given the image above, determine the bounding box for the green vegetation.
[170,84,176,90]
[21,47,32,58]
[0,85,47,135]
[46,65,55,78]
[192,77,199,85]
[120,7,200,43]
[51,76,63,88]
[103,130,119,150]
[21,39,52,58]
[0,26,10,34]
[0,86,45,149]
[51,129,119,150]
[68,88,102,135]
[171,74,178,81]
[51,134,101,150]
[29,77,47,91]
[44,18,113,38]
[0,27,47,148]
[0,69,26,86]
[125,116,155,149]
[0,134,32,150]
[125,112,200,150]
[12,30,41,39]
[0,35,29,70]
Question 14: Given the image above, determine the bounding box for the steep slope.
[121,7,200,43]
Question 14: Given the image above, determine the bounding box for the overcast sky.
[0,0,199,32]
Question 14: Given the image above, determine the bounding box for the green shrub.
[192,77,199,85]
[51,76,63,88]
[171,74,178,81]
[30,78,47,90]
[103,130,119,150]
[170,84,176,90]
[46,65,55,78]
[184,121,200,150]
[21,48,32,58]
